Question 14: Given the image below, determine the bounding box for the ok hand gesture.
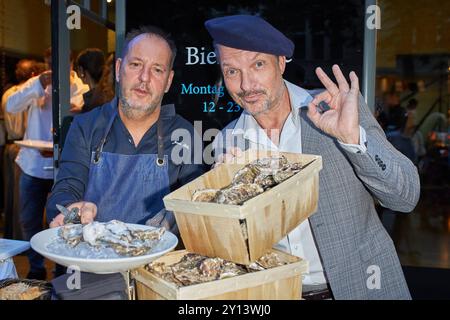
[307,65,360,145]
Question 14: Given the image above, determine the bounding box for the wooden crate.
[163,150,322,265]
[132,249,308,300]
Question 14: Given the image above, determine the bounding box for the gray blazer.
[215,92,420,300]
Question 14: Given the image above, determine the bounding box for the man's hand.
[39,71,52,89]
[307,65,360,145]
[49,201,98,228]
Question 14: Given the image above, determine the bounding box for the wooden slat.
[175,213,251,264]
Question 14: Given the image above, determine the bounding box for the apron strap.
[94,107,166,166]
[156,115,165,166]
[94,110,117,164]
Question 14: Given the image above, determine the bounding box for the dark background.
[127,0,365,131]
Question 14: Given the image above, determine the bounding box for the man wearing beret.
[206,15,420,300]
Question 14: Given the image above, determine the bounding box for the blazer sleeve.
[341,93,420,213]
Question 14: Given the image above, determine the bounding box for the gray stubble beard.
[118,85,159,120]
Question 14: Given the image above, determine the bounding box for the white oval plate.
[30,224,178,274]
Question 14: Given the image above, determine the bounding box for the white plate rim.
[30,223,178,265]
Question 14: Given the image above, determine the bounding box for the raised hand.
[307,65,360,145]
[39,71,52,89]
[49,201,98,228]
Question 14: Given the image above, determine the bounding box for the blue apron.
[83,110,171,226]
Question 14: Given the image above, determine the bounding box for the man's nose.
[138,65,151,83]
[240,71,254,92]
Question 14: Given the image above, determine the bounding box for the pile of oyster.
[192,156,306,205]
[57,220,165,257]
[146,252,286,287]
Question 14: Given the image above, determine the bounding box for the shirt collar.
[232,79,313,137]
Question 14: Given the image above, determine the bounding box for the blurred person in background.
[5,48,88,280]
[386,105,417,164]
[75,48,106,113]
[1,60,44,239]
[82,52,116,113]
[87,52,116,111]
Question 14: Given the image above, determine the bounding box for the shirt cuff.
[338,126,367,154]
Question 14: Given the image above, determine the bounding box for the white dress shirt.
[6,72,89,179]
[226,80,367,285]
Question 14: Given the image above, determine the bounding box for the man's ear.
[278,56,287,75]
[165,70,174,93]
[115,58,122,83]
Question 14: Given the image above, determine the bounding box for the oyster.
[272,169,297,184]
[255,252,286,269]
[174,253,205,270]
[198,258,223,278]
[132,227,165,241]
[59,220,165,257]
[192,156,306,204]
[146,251,284,287]
[173,268,205,286]
[147,262,183,286]
[251,155,289,171]
[232,165,260,184]
[216,183,264,205]
[219,261,247,279]
[254,173,277,190]
[272,163,304,183]
[59,224,83,247]
[192,189,220,202]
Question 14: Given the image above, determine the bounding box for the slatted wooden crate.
[132,249,308,300]
[163,150,322,265]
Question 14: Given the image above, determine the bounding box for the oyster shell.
[254,173,277,190]
[219,261,247,279]
[198,258,223,278]
[255,252,286,269]
[251,155,289,171]
[59,224,83,247]
[59,220,165,257]
[192,156,306,204]
[192,189,220,202]
[216,183,264,205]
[232,165,260,184]
[146,252,284,287]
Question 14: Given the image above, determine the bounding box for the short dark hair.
[121,25,177,69]
[76,48,105,83]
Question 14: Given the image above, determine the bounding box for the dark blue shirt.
[46,98,204,221]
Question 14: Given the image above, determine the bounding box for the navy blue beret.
[205,15,294,57]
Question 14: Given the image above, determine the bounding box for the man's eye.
[255,61,265,68]
[226,69,237,77]
[130,62,141,67]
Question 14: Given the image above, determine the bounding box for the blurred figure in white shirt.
[5,48,88,280]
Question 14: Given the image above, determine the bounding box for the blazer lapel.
[300,108,319,155]
[299,108,326,229]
